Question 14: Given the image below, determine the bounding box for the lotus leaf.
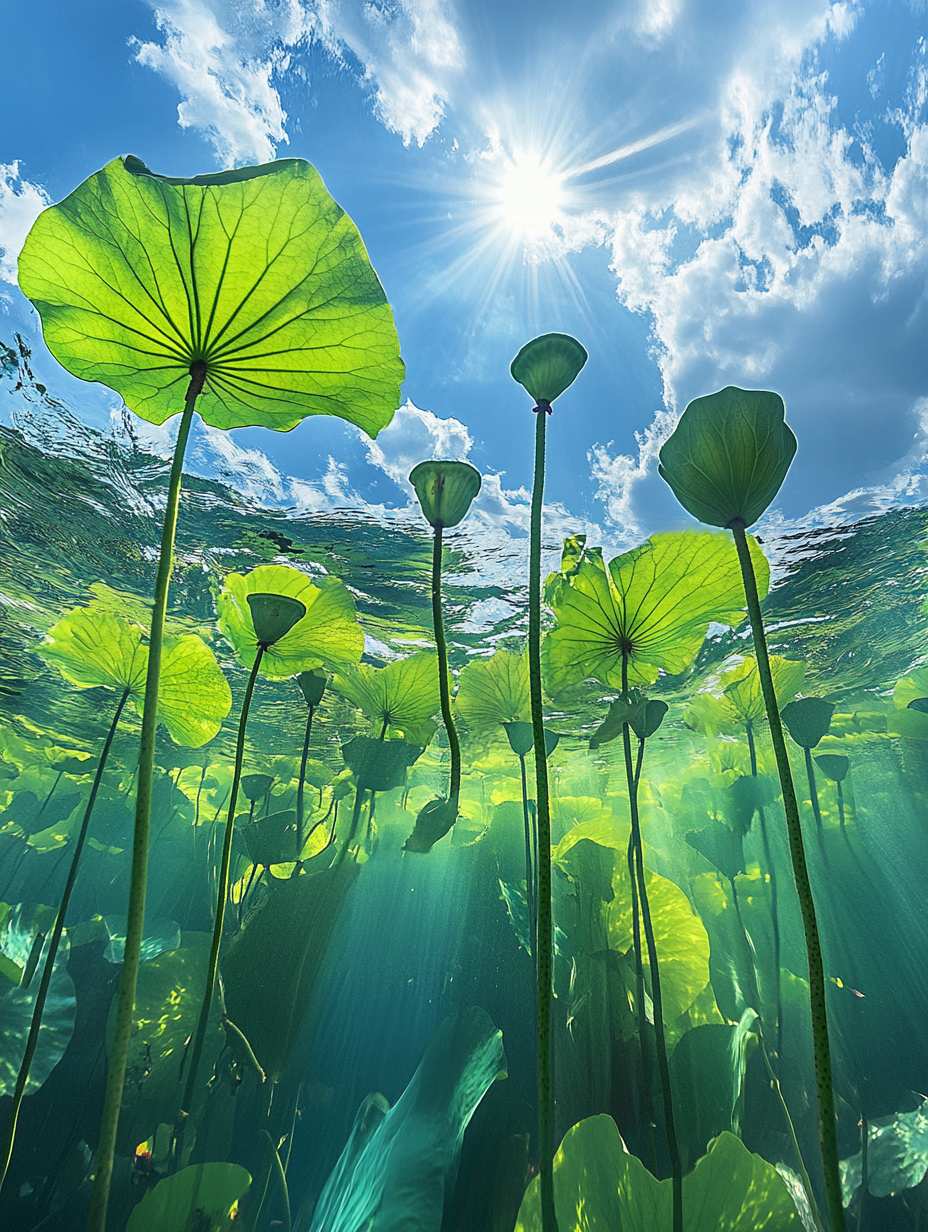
[609,864,711,1021]
[240,773,275,802]
[0,904,76,1097]
[545,532,768,692]
[510,333,588,405]
[38,606,231,746]
[19,156,403,435]
[221,863,359,1080]
[908,697,928,713]
[409,459,482,529]
[504,721,535,757]
[892,669,928,737]
[840,1096,928,1203]
[335,652,441,744]
[814,754,849,783]
[404,797,459,853]
[515,1115,800,1231]
[0,788,80,836]
[218,564,363,678]
[687,656,805,733]
[341,736,424,792]
[658,387,797,528]
[455,650,532,733]
[725,773,779,833]
[126,1162,250,1232]
[670,1017,755,1169]
[103,917,181,963]
[896,667,928,708]
[685,822,745,882]
[241,809,300,866]
[781,697,835,749]
[589,694,668,748]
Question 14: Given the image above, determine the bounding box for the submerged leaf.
[403,797,459,854]
[545,532,768,693]
[685,822,745,882]
[298,668,328,708]
[781,697,835,749]
[510,333,588,404]
[456,651,531,733]
[218,564,363,679]
[19,156,403,435]
[126,1163,250,1232]
[814,753,849,783]
[658,386,797,528]
[341,736,424,792]
[686,656,805,733]
[335,652,441,744]
[241,809,300,866]
[39,605,231,747]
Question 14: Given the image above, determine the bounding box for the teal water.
[1,367,927,1231]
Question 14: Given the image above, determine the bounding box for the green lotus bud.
[246,592,306,647]
[814,754,849,783]
[781,697,835,749]
[409,460,482,529]
[240,773,274,802]
[658,386,797,528]
[297,668,327,708]
[510,332,588,405]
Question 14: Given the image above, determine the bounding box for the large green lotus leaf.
[455,650,531,733]
[718,656,806,726]
[544,532,768,694]
[0,904,76,1096]
[334,651,440,744]
[658,387,797,528]
[608,863,710,1021]
[108,936,223,1149]
[221,863,359,1080]
[38,606,231,746]
[887,707,928,739]
[218,564,363,678]
[895,667,928,710]
[19,156,404,434]
[1,788,81,837]
[510,333,588,404]
[341,736,424,792]
[241,809,300,866]
[841,1096,928,1203]
[126,1162,251,1232]
[515,1116,800,1231]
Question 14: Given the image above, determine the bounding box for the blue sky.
[1,0,926,552]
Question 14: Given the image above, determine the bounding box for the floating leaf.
[126,1162,250,1232]
[814,754,849,783]
[510,333,588,404]
[341,736,424,792]
[658,386,797,528]
[545,532,768,693]
[0,788,80,836]
[38,605,231,747]
[19,156,403,435]
[334,652,440,744]
[409,459,482,529]
[455,650,531,733]
[781,697,835,749]
[515,1115,800,1230]
[0,904,76,1097]
[218,564,363,679]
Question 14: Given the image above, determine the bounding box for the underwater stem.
[518,753,537,960]
[749,720,784,1061]
[623,722,683,1232]
[432,525,462,805]
[0,687,130,1199]
[178,643,265,1153]
[263,1130,292,1232]
[528,403,557,1232]
[804,748,824,834]
[88,373,200,1232]
[296,704,315,855]
[730,517,846,1232]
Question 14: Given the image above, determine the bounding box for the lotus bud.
[409,460,482,529]
[510,332,588,406]
[246,592,306,647]
[298,668,327,708]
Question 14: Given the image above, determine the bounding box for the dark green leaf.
[240,773,274,802]
[726,773,779,833]
[908,698,928,714]
[126,1162,251,1232]
[341,735,424,792]
[246,592,306,647]
[298,668,327,708]
[19,156,403,435]
[685,822,745,881]
[781,697,835,748]
[814,754,850,782]
[409,460,482,529]
[403,797,458,853]
[510,333,588,404]
[241,810,300,866]
[658,386,797,528]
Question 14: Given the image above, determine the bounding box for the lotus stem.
[804,748,824,834]
[431,525,462,805]
[622,719,682,1232]
[528,402,557,1232]
[859,1113,869,1232]
[747,720,784,1062]
[730,517,846,1232]
[263,1130,292,1232]
[296,703,316,854]
[837,781,846,829]
[88,369,201,1232]
[177,643,264,1151]
[518,752,537,960]
[0,687,130,1198]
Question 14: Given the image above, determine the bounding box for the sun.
[496,151,565,240]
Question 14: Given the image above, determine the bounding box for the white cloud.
[309,0,464,146]
[360,397,472,488]
[133,0,292,165]
[0,164,51,286]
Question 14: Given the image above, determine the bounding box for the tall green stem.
[177,645,264,1149]
[518,753,537,960]
[623,720,682,1231]
[88,369,201,1232]
[431,525,462,804]
[528,404,557,1232]
[804,748,824,834]
[730,518,846,1232]
[0,688,130,1198]
[296,705,315,855]
[747,720,784,1062]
